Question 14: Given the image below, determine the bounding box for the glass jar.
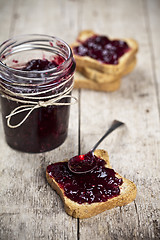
[0,34,76,153]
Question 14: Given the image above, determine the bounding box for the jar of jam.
[0,34,76,153]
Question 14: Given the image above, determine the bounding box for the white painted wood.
[146,0,160,114]
[78,0,160,239]
[0,0,79,239]
[0,0,14,42]
[0,0,159,239]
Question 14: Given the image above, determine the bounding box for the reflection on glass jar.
[0,34,76,153]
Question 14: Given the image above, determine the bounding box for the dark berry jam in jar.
[0,34,76,153]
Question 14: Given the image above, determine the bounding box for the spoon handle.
[91,120,124,153]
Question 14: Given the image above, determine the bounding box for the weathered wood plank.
[0,0,15,42]
[146,0,160,117]
[9,0,80,43]
[0,0,160,239]
[78,0,160,239]
[0,0,79,239]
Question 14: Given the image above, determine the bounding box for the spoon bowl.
[68,151,97,174]
[68,120,124,174]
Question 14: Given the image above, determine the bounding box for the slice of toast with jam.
[46,149,137,219]
[71,30,138,75]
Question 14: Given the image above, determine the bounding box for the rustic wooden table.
[0,0,160,239]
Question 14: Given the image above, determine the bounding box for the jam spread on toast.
[73,35,130,65]
[47,153,123,204]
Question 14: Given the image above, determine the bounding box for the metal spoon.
[68,120,124,174]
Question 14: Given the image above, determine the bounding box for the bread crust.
[73,57,136,92]
[71,30,138,75]
[74,72,121,92]
[76,56,137,84]
[46,149,137,219]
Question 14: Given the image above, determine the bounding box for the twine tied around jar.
[0,76,77,128]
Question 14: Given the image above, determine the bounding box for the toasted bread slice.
[71,30,138,75]
[74,71,121,92]
[46,149,137,219]
[76,56,136,84]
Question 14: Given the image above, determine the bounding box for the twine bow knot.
[0,76,77,128]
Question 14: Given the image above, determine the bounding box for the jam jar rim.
[0,33,73,78]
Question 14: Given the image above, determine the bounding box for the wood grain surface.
[0,0,159,239]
